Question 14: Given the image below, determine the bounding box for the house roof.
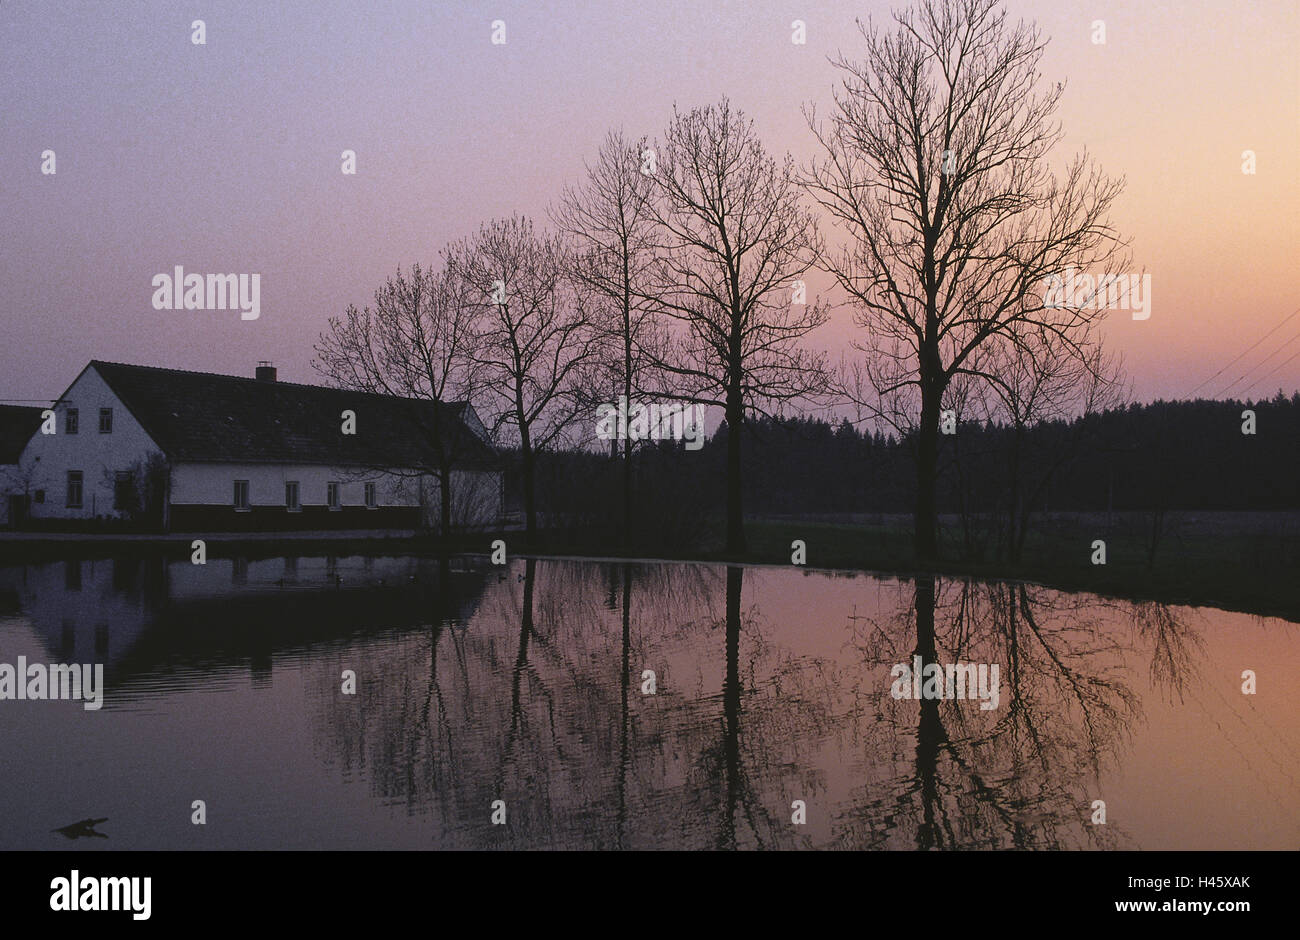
[0,404,45,464]
[87,361,499,470]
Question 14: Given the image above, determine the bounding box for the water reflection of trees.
[309,559,1200,849]
[842,578,1199,849]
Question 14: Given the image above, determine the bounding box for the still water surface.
[1,554,1297,850]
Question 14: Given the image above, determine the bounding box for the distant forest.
[530,393,1300,544]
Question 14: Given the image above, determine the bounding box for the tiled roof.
[0,405,44,464]
[89,361,498,469]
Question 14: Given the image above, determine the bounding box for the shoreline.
[1,522,1296,624]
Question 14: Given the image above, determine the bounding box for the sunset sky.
[2,0,1297,408]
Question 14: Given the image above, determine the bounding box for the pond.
[1,554,1297,850]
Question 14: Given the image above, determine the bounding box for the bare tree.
[314,262,486,538]
[552,129,666,542]
[647,98,828,553]
[803,0,1128,562]
[446,215,593,541]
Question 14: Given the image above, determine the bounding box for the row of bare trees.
[315,0,1130,562]
[315,98,826,551]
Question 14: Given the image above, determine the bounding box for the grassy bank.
[0,531,481,565]
[2,514,1296,622]
[512,514,1300,622]
[743,519,1299,623]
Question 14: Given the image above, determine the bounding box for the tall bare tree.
[552,129,666,543]
[446,215,593,541]
[648,98,827,553]
[314,262,486,538]
[803,0,1128,561]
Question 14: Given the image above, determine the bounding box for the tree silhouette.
[313,262,486,537]
[647,98,828,552]
[803,0,1128,561]
[446,216,594,541]
[553,130,667,545]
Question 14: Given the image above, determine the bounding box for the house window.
[34,490,45,504]
[114,471,134,511]
[66,408,79,434]
[233,480,250,510]
[285,481,300,511]
[66,471,83,508]
[99,408,113,434]
[327,482,341,510]
[364,482,376,508]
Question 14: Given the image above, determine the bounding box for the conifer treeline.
[527,394,1299,543]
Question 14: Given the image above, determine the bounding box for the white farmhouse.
[12,361,503,532]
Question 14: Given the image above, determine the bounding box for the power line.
[1215,328,1300,398]
[1238,347,1300,399]
[1187,305,1300,397]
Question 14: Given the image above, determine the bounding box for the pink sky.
[1,0,1296,406]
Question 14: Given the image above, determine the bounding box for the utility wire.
[1215,328,1300,398]
[1186,305,1300,397]
[1237,347,1300,399]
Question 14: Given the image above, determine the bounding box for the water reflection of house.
[9,360,503,531]
[7,556,491,688]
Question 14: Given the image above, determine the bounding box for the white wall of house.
[18,366,163,520]
[170,462,421,509]
[173,462,503,526]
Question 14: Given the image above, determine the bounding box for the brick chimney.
[255,361,277,382]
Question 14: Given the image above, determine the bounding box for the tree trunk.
[622,348,633,550]
[622,282,634,550]
[724,385,746,554]
[1007,425,1023,563]
[521,443,536,542]
[516,387,537,541]
[622,434,632,548]
[438,460,453,540]
[915,381,941,563]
